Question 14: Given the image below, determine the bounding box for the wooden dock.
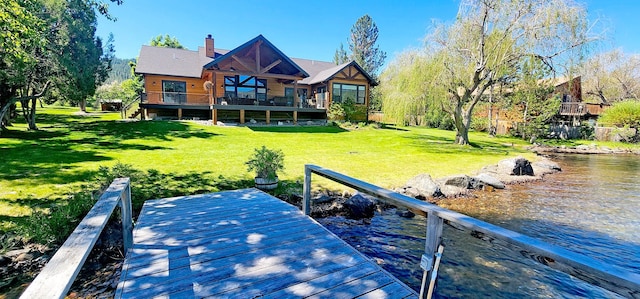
[115,188,418,298]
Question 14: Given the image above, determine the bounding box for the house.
[480,76,607,135]
[134,34,376,124]
[555,76,609,122]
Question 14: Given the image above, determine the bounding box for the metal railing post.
[303,165,312,215]
[120,178,133,253]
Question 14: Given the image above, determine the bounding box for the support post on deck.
[266,110,271,124]
[302,165,311,215]
[212,109,217,124]
[420,211,444,299]
[293,81,298,107]
[240,109,245,124]
[178,108,182,120]
[293,111,298,125]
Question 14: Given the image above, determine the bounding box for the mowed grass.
[1,106,533,233]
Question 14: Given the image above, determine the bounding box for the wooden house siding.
[144,75,210,105]
[136,35,376,123]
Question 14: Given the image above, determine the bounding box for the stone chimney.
[205,34,215,58]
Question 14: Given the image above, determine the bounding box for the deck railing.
[302,165,640,299]
[560,102,608,116]
[142,91,325,109]
[20,178,133,299]
[142,91,211,105]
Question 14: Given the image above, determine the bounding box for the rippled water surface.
[317,154,640,298]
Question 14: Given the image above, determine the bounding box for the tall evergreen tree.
[333,43,349,65]
[333,14,387,75]
[348,14,387,76]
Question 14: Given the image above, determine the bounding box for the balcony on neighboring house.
[559,102,609,116]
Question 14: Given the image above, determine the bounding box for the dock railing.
[303,164,640,299]
[20,178,133,299]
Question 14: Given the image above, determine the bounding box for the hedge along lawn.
[0,106,534,230]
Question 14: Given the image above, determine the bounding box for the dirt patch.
[1,222,125,299]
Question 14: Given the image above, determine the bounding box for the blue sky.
[96,0,640,64]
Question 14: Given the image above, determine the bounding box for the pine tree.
[333,43,349,65]
[348,14,387,76]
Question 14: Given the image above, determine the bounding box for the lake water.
[317,154,640,298]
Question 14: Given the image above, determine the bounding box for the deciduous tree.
[427,0,594,145]
[0,0,120,132]
[582,49,640,103]
[150,34,185,49]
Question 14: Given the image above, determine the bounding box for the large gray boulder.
[443,175,479,189]
[474,173,506,189]
[498,156,534,176]
[344,193,377,219]
[400,174,443,199]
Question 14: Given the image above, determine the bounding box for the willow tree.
[380,50,448,126]
[427,0,593,145]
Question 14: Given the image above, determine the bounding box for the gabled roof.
[296,60,377,86]
[203,35,309,78]
[135,35,377,86]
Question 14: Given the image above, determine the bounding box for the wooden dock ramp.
[115,188,418,298]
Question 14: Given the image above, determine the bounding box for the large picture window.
[224,75,267,100]
[332,83,366,104]
[162,80,186,104]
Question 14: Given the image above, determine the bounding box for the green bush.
[579,122,595,140]
[21,191,96,245]
[470,116,489,132]
[327,103,346,121]
[598,100,640,128]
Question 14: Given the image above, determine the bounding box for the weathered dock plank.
[116,188,417,298]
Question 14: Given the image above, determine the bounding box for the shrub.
[21,191,96,245]
[598,100,640,128]
[327,103,345,121]
[245,146,285,180]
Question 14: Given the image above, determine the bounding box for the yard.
[1,106,535,245]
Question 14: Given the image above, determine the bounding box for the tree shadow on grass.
[59,119,220,141]
[377,125,410,131]
[248,126,347,134]
[1,113,223,189]
[403,133,521,156]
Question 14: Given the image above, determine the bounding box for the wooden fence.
[303,165,640,299]
[368,111,384,123]
[20,178,133,299]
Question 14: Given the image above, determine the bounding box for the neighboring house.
[555,76,609,122]
[135,34,376,124]
[480,76,607,135]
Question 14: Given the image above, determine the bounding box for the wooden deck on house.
[115,189,418,298]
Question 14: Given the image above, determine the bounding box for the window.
[357,85,366,104]
[224,75,267,100]
[332,83,366,104]
[162,80,186,104]
[224,76,236,98]
[332,84,342,102]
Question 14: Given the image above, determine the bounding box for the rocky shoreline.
[530,144,640,155]
[291,155,562,220]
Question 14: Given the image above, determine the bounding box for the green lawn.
[1,106,535,242]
